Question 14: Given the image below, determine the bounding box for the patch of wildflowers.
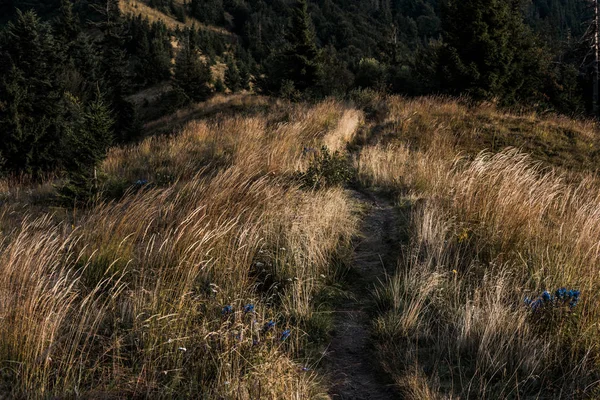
[524,288,581,312]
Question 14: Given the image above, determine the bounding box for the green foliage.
[214,77,226,93]
[299,146,352,189]
[0,8,123,183]
[438,0,545,104]
[260,0,321,97]
[224,58,242,93]
[128,16,172,87]
[190,0,224,25]
[174,33,213,102]
[58,93,114,205]
[355,58,387,91]
[1,0,594,117]
[0,0,597,190]
[283,0,320,93]
[0,10,66,177]
[318,45,354,97]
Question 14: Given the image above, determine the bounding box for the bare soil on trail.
[325,189,402,400]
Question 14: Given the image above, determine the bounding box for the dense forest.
[0,0,597,190]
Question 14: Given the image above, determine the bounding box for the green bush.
[299,146,352,189]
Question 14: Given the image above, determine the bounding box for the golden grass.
[0,97,362,397]
[6,91,599,398]
[358,95,600,398]
[361,95,600,173]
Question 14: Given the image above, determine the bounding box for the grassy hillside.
[355,95,600,398]
[2,93,600,398]
[0,96,362,398]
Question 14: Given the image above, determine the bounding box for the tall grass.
[0,98,361,397]
[357,96,600,398]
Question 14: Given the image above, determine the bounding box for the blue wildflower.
[281,329,291,341]
[525,288,581,312]
[541,291,552,302]
[221,305,233,315]
[135,179,148,186]
[244,304,255,313]
[530,299,542,311]
[263,320,276,332]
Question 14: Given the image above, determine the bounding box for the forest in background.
[0,0,598,192]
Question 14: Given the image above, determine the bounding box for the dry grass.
[358,95,600,173]
[0,97,362,397]
[6,91,599,398]
[357,95,600,398]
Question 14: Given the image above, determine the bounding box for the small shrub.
[299,146,352,189]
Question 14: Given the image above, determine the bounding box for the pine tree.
[224,58,242,92]
[174,35,212,102]
[190,0,224,25]
[92,0,139,142]
[438,0,544,103]
[280,0,320,93]
[55,0,79,42]
[0,10,66,176]
[60,92,114,204]
[238,60,251,90]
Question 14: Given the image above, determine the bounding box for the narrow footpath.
[325,189,401,400]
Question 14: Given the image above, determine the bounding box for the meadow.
[355,95,600,398]
[0,95,361,398]
[2,93,600,398]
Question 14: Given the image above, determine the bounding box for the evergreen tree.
[318,45,354,96]
[0,9,117,181]
[0,10,66,176]
[260,0,320,96]
[60,92,114,204]
[224,58,242,92]
[214,77,226,93]
[93,0,140,142]
[54,0,79,42]
[238,60,251,90]
[148,36,172,83]
[438,0,544,103]
[174,34,212,102]
[281,0,320,93]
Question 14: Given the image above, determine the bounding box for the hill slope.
[1,94,600,398]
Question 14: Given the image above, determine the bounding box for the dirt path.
[325,189,401,400]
